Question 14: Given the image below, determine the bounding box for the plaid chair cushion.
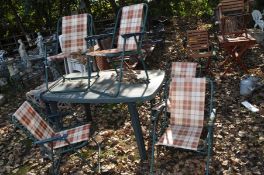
[169,78,206,127]
[13,101,90,150]
[158,78,206,150]
[117,3,144,51]
[171,62,197,77]
[13,101,55,142]
[53,124,91,149]
[157,125,203,150]
[61,14,88,53]
[167,62,197,113]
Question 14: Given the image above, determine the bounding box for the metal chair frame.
[12,101,101,174]
[149,77,216,175]
[44,13,95,93]
[86,3,149,97]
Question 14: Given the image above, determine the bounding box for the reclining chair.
[150,77,216,175]
[45,13,94,92]
[12,101,100,174]
[86,3,149,97]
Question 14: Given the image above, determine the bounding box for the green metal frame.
[45,14,96,93]
[149,78,216,175]
[86,3,149,97]
[11,103,101,174]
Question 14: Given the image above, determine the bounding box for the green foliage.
[0,0,218,38]
[149,0,215,19]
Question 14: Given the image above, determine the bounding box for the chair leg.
[91,137,101,173]
[206,126,213,175]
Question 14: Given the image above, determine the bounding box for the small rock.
[238,131,247,137]
[258,136,264,143]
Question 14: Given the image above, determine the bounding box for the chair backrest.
[13,101,55,142]
[169,78,206,127]
[252,10,263,22]
[60,13,93,53]
[171,62,197,78]
[218,0,245,16]
[116,3,147,51]
[187,30,210,53]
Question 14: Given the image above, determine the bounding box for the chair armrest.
[34,134,68,145]
[151,101,166,122]
[121,32,145,39]
[85,33,114,41]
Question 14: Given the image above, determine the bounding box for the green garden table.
[41,70,165,161]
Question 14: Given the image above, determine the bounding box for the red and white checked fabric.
[117,3,144,51]
[48,14,88,61]
[157,78,206,150]
[61,14,88,53]
[167,62,197,112]
[157,125,203,150]
[171,62,197,78]
[13,101,91,150]
[53,124,91,149]
[13,101,55,142]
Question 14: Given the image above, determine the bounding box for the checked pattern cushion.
[167,62,197,112]
[157,78,206,150]
[13,101,91,150]
[48,14,88,61]
[171,62,197,78]
[117,3,144,51]
[13,101,55,143]
[61,14,88,53]
[53,124,90,149]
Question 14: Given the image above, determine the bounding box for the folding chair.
[150,77,216,175]
[45,13,94,93]
[216,1,256,75]
[86,3,149,97]
[186,30,215,74]
[12,101,100,174]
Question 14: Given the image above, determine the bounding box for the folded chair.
[45,13,94,93]
[12,101,100,174]
[150,77,216,175]
[86,3,149,97]
[186,30,215,74]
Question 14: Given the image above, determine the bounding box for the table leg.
[83,104,92,122]
[127,102,147,161]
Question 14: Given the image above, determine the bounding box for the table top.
[42,70,165,104]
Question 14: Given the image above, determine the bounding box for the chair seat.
[156,125,203,150]
[87,48,145,57]
[189,52,212,59]
[53,124,91,149]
